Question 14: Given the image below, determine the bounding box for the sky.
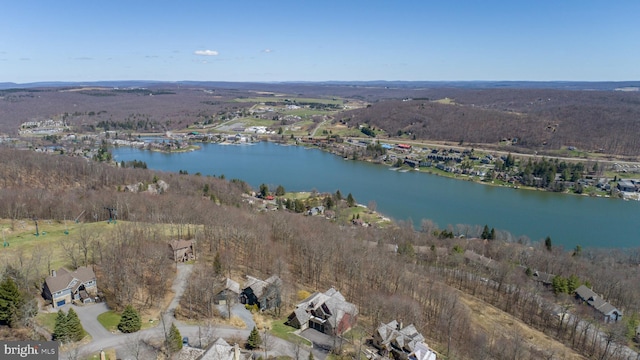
[1,1,639,83]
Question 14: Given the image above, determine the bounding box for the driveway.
[72,302,113,340]
[217,303,255,330]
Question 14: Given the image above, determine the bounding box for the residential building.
[169,239,195,262]
[43,266,97,308]
[239,275,282,310]
[213,278,240,305]
[373,320,436,360]
[286,287,358,336]
[575,285,622,322]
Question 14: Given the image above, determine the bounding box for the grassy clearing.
[35,312,58,333]
[270,319,312,346]
[97,311,121,332]
[0,220,117,270]
[236,97,343,105]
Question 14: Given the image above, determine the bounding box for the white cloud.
[194,50,219,56]
[262,48,272,53]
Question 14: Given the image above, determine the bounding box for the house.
[175,338,248,360]
[575,285,622,322]
[239,275,282,310]
[286,287,358,336]
[43,266,97,308]
[463,250,498,270]
[213,278,240,305]
[198,338,248,360]
[617,179,637,192]
[532,270,554,286]
[307,206,325,216]
[169,239,195,262]
[411,342,437,360]
[373,320,436,359]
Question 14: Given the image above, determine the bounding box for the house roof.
[293,287,358,330]
[575,285,622,317]
[532,270,554,284]
[222,278,240,295]
[45,266,96,294]
[376,320,425,353]
[169,239,193,251]
[242,275,282,298]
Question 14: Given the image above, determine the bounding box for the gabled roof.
[169,239,193,251]
[242,275,282,298]
[293,287,358,329]
[221,278,240,295]
[45,266,96,294]
[575,285,622,317]
[376,320,425,353]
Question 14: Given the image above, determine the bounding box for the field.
[0,219,117,271]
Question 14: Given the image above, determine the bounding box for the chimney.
[51,270,56,277]
[233,343,240,360]
[398,320,403,330]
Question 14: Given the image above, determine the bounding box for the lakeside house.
[43,266,97,308]
[575,285,622,322]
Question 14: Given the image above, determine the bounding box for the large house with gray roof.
[373,320,437,360]
[575,285,622,322]
[286,287,358,336]
[43,266,97,308]
[239,275,282,311]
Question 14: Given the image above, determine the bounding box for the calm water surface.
[112,142,640,249]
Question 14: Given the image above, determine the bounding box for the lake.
[112,142,640,249]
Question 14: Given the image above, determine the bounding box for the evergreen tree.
[545,236,553,252]
[246,326,262,349]
[346,193,355,207]
[259,183,269,198]
[481,225,490,240]
[567,274,581,294]
[0,277,24,327]
[168,323,183,353]
[275,185,286,196]
[53,310,70,343]
[213,252,223,276]
[118,305,142,333]
[66,308,85,341]
[335,190,342,201]
[489,228,496,240]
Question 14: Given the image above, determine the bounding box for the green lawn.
[270,319,311,346]
[97,311,121,332]
[35,312,58,333]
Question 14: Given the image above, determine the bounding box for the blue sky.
[1,1,639,83]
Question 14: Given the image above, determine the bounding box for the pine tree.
[168,323,183,353]
[0,277,24,327]
[545,236,553,252]
[246,326,262,349]
[481,225,490,239]
[118,305,142,333]
[346,193,355,207]
[66,308,85,341]
[53,310,70,343]
[213,252,223,276]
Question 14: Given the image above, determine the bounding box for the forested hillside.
[341,88,640,156]
[0,149,638,359]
